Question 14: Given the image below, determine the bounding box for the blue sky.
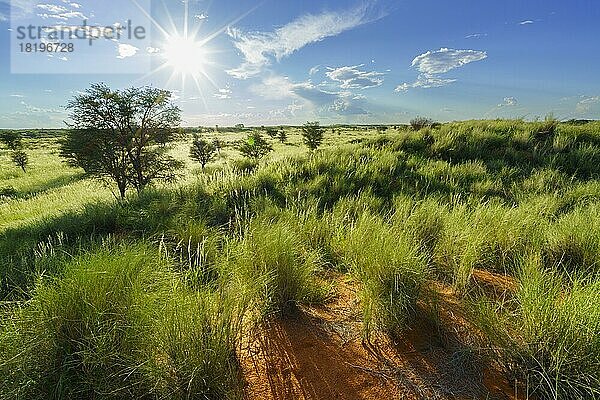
[0,0,599,128]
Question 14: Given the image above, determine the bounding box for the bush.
[410,116,434,131]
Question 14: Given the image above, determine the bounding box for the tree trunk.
[118,181,127,199]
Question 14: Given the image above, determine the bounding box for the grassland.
[1,120,599,399]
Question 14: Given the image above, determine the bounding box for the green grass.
[472,253,600,399]
[2,120,600,398]
[338,213,429,336]
[0,242,246,399]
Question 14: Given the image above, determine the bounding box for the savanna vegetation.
[1,96,599,399]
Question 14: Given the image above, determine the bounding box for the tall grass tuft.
[472,253,600,399]
[339,214,429,336]
[0,243,245,399]
[227,217,325,316]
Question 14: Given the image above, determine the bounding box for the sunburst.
[130,0,258,102]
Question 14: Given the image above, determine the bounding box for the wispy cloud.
[19,100,62,114]
[195,13,208,20]
[325,64,385,89]
[576,95,600,114]
[227,3,385,79]
[411,48,488,75]
[519,20,534,25]
[395,48,487,92]
[465,33,487,39]
[395,75,456,92]
[309,65,320,76]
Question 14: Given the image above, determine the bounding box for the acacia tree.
[278,129,287,144]
[301,122,324,151]
[1,131,28,172]
[237,131,273,160]
[11,150,28,172]
[190,136,217,170]
[61,83,183,199]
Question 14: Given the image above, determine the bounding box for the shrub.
[10,149,28,172]
[410,116,434,130]
[278,129,288,143]
[531,115,558,142]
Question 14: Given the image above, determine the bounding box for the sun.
[162,34,208,77]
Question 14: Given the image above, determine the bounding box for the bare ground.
[238,272,528,400]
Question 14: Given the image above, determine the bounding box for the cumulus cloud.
[251,75,370,115]
[395,48,487,92]
[411,48,487,75]
[116,43,138,59]
[325,64,385,89]
[227,4,384,79]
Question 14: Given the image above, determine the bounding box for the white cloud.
[395,48,487,92]
[146,46,161,54]
[465,33,487,39]
[411,48,487,75]
[309,65,320,76]
[576,96,600,114]
[116,43,138,59]
[195,13,208,20]
[395,74,456,92]
[36,3,86,20]
[19,100,62,114]
[498,97,518,107]
[250,74,370,115]
[227,4,383,79]
[519,20,534,25]
[214,88,232,99]
[10,94,25,98]
[325,64,385,89]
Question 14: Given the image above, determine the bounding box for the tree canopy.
[61,83,182,198]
